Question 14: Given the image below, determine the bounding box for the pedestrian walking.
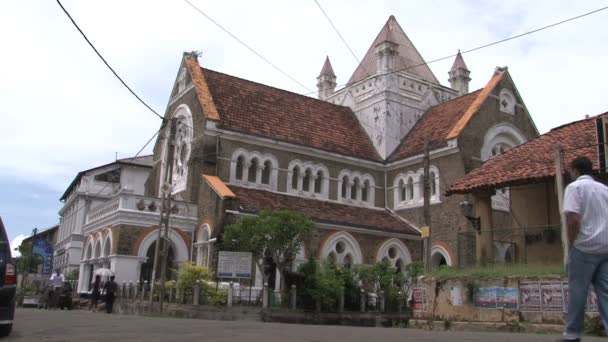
[103,276,118,314]
[559,156,608,341]
[48,269,65,309]
[89,275,101,312]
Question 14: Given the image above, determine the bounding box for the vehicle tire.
[0,324,12,337]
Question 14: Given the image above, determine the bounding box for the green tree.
[14,241,42,293]
[222,210,313,292]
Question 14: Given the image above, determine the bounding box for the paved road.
[5,308,602,342]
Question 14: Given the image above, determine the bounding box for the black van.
[0,217,16,336]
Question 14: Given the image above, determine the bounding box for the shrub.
[176,263,212,290]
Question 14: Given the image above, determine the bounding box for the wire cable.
[301,5,608,96]
[55,0,165,121]
[313,0,370,78]
[183,0,313,93]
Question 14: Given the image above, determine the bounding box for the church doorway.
[139,240,175,284]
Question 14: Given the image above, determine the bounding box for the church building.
[77,15,539,290]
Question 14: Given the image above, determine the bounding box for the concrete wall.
[412,276,597,325]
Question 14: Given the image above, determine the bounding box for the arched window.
[236,156,245,180]
[321,232,363,266]
[499,88,516,114]
[430,171,437,197]
[303,169,312,192]
[261,160,271,185]
[351,178,359,200]
[292,166,300,190]
[376,239,412,271]
[314,171,323,194]
[406,177,414,201]
[165,105,193,195]
[341,176,348,199]
[399,179,406,202]
[362,180,370,202]
[248,158,258,183]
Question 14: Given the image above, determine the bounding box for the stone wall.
[411,276,598,325]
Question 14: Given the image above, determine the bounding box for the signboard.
[540,282,564,312]
[420,226,429,238]
[217,251,252,279]
[587,287,599,312]
[519,282,541,311]
[496,287,518,310]
[412,288,427,311]
[450,286,462,306]
[32,239,53,274]
[597,117,607,173]
[473,287,497,308]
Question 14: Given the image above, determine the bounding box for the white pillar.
[77,263,87,293]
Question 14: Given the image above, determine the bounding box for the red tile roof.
[201,67,382,161]
[229,186,420,236]
[447,113,607,195]
[388,89,482,161]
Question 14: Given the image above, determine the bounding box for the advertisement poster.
[540,282,564,312]
[412,288,427,312]
[450,286,462,306]
[496,287,519,309]
[587,287,599,313]
[563,282,569,313]
[32,239,54,274]
[519,282,541,312]
[474,287,497,308]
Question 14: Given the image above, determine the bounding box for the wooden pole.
[423,139,431,273]
[158,118,177,313]
[554,145,568,271]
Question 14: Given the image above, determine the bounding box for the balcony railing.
[86,192,197,225]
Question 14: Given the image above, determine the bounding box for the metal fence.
[457,225,563,267]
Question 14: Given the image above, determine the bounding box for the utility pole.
[158,118,177,314]
[554,145,568,271]
[149,119,176,308]
[423,139,432,273]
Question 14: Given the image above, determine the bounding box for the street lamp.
[459,201,481,233]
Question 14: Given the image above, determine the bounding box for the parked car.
[0,218,16,336]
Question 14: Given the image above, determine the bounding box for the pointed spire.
[318,56,336,78]
[348,15,438,85]
[450,50,468,71]
[448,50,471,95]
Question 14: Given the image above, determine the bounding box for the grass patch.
[428,264,564,280]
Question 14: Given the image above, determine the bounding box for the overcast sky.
[1,0,607,250]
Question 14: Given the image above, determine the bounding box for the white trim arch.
[137,229,189,263]
[393,166,440,210]
[195,224,212,267]
[481,123,527,211]
[93,238,102,260]
[431,245,453,267]
[84,239,93,260]
[102,231,112,258]
[158,104,194,196]
[287,160,330,199]
[229,148,279,190]
[337,169,375,207]
[376,238,412,271]
[499,88,516,114]
[320,232,363,266]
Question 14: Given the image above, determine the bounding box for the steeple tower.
[317,56,337,100]
[448,51,471,95]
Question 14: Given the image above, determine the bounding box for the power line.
[55,0,165,121]
[313,0,370,78]
[183,0,313,93]
[57,128,163,227]
[302,5,608,96]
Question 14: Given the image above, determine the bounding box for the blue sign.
[32,240,54,274]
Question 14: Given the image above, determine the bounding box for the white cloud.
[10,235,27,258]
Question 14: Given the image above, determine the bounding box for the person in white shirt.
[560,156,608,342]
[48,269,65,309]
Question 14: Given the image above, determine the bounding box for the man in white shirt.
[560,156,608,341]
[48,269,65,309]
